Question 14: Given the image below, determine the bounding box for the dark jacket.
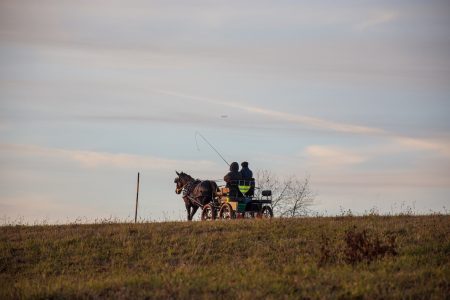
[224,162,242,185]
[240,161,253,180]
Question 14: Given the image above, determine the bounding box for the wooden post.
[135,172,140,223]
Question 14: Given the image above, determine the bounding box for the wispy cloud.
[299,144,450,188]
[394,137,450,157]
[155,89,386,135]
[0,144,215,171]
[305,145,368,166]
[155,89,450,158]
[355,11,398,31]
[0,194,75,222]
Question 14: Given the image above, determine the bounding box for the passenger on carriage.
[240,161,255,197]
[240,161,253,180]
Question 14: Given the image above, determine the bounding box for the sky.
[0,0,449,223]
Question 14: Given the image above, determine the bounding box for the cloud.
[298,145,450,188]
[0,194,75,223]
[155,89,386,135]
[305,145,368,166]
[154,89,450,158]
[355,11,398,31]
[0,143,215,171]
[393,136,450,157]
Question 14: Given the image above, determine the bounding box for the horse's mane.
[180,172,195,182]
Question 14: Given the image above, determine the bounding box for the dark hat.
[241,161,249,167]
[230,162,239,171]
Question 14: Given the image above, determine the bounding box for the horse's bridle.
[175,176,194,195]
[175,175,210,208]
[175,179,185,194]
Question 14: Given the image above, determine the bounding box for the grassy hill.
[1,215,449,299]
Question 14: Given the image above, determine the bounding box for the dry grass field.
[1,215,449,299]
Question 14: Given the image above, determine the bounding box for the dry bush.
[255,170,314,217]
[318,227,398,266]
[343,227,398,265]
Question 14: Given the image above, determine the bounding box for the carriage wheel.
[261,206,273,219]
[219,203,235,220]
[201,204,215,221]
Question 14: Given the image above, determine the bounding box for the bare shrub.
[255,170,314,217]
[318,228,398,267]
[344,227,398,265]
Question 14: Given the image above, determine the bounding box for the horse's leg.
[184,199,192,221]
[190,205,199,220]
[187,207,192,221]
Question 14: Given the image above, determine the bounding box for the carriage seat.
[217,186,229,197]
[262,190,272,197]
[228,179,255,198]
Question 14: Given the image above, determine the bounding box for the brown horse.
[174,171,218,221]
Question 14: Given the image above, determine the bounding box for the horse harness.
[182,179,203,207]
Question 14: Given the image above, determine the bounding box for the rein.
[182,179,199,197]
[180,178,204,207]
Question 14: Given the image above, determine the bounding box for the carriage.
[175,171,273,221]
[200,180,274,221]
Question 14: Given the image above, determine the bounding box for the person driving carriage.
[240,161,253,180]
[224,162,242,186]
[224,162,242,199]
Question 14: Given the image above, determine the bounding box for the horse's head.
[174,171,192,194]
